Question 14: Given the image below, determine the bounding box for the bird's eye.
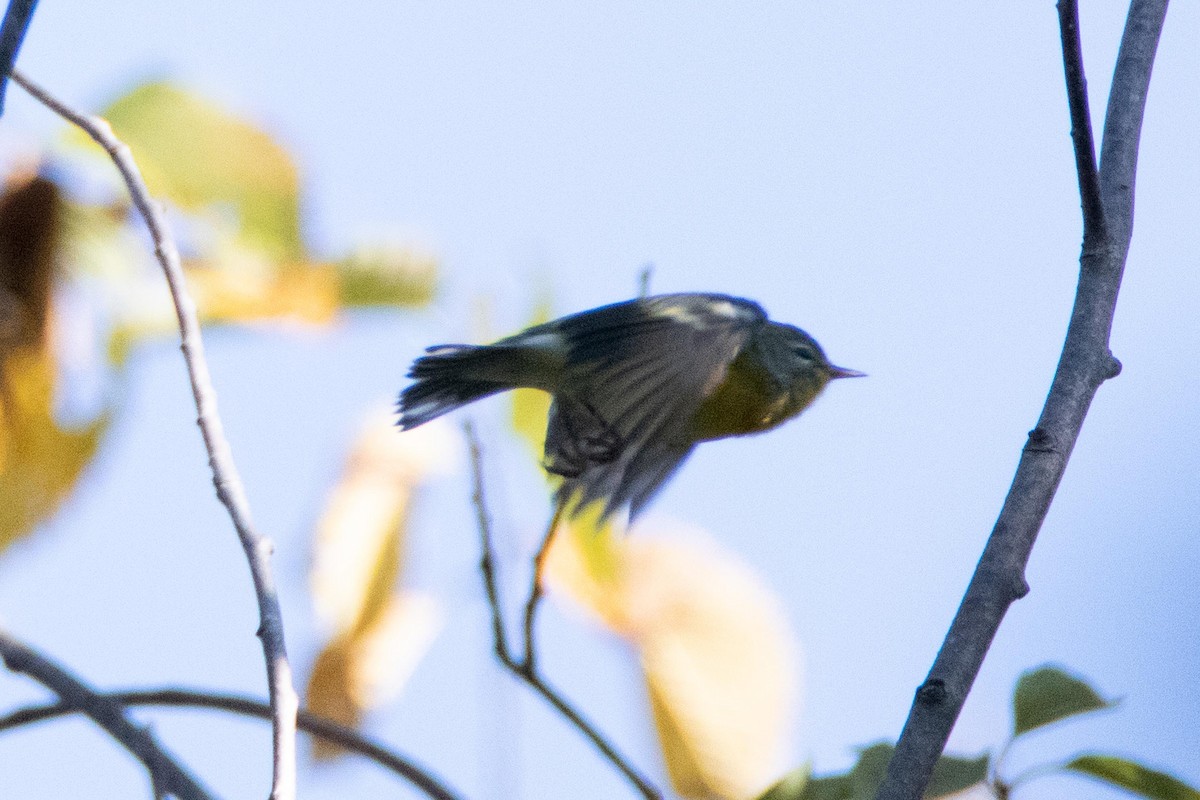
[793,346,816,362]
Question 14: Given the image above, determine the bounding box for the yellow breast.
[690,352,787,441]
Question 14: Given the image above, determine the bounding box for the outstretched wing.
[541,293,765,518]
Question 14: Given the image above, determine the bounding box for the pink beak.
[829,365,867,380]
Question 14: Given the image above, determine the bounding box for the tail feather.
[397,344,516,429]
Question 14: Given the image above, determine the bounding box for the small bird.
[398,292,862,519]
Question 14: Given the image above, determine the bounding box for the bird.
[397,292,863,520]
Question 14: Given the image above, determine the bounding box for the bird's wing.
[544,294,765,517]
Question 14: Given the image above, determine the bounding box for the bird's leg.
[521,500,566,674]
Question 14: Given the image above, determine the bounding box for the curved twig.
[10,69,300,800]
[463,422,661,800]
[0,629,214,800]
[0,688,464,800]
[875,2,1169,798]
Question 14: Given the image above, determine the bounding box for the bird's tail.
[397,344,529,429]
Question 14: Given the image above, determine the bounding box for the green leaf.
[806,775,855,800]
[1067,755,1200,800]
[769,744,986,800]
[854,743,987,800]
[926,752,990,798]
[849,743,894,800]
[758,767,854,800]
[95,81,303,261]
[756,766,851,800]
[1013,665,1114,736]
[756,766,811,800]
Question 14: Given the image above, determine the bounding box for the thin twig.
[0,688,464,800]
[10,69,300,800]
[875,2,1169,799]
[637,264,653,298]
[521,502,566,672]
[465,421,511,662]
[1057,0,1108,243]
[0,629,215,800]
[462,422,661,800]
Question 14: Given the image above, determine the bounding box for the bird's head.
[761,323,865,405]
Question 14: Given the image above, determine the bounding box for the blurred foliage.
[305,408,453,759]
[0,174,109,555]
[336,246,437,309]
[1066,755,1200,800]
[547,522,800,799]
[0,174,57,353]
[757,666,1197,800]
[0,79,437,558]
[95,81,303,262]
[758,744,987,800]
[0,348,109,555]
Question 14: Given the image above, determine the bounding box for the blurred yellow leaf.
[91,81,303,262]
[547,524,801,800]
[539,504,624,619]
[306,590,441,760]
[306,406,456,754]
[0,172,108,556]
[510,386,551,457]
[184,260,340,326]
[509,295,553,456]
[305,630,357,747]
[310,406,457,633]
[0,347,108,555]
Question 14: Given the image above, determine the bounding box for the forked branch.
[875,2,1169,798]
[464,422,661,800]
[0,687,463,800]
[10,69,299,800]
[0,628,214,800]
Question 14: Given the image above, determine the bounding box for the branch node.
[914,679,947,707]
[1022,427,1058,455]
[1104,352,1123,379]
[1011,575,1031,600]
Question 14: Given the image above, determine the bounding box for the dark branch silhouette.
[0,688,464,800]
[0,629,214,800]
[0,0,38,113]
[876,2,1170,798]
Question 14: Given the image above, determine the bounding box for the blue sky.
[0,3,1197,799]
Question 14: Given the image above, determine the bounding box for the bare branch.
[0,629,215,800]
[463,422,661,800]
[9,69,299,800]
[0,688,464,800]
[1057,0,1108,243]
[464,420,513,665]
[1097,0,1169,249]
[0,0,37,114]
[878,3,1166,796]
[875,3,1170,798]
